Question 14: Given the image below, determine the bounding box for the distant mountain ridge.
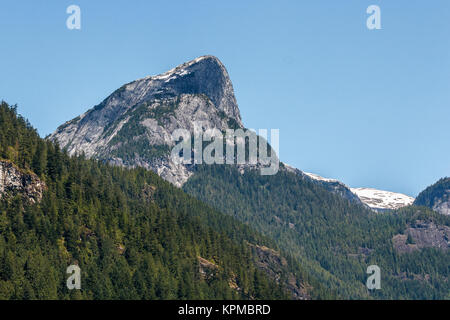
[414,178,450,215]
[283,165,365,206]
[294,169,414,211]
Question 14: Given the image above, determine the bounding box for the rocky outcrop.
[197,256,219,281]
[50,56,244,187]
[433,200,450,216]
[414,178,450,215]
[248,243,310,300]
[0,160,46,203]
[392,220,450,253]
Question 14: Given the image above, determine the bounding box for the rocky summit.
[50,56,244,187]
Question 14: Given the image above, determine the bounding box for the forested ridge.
[414,177,450,209]
[0,101,314,299]
[1,101,448,300]
[184,165,450,299]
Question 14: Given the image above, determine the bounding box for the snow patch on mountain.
[350,188,414,211]
[304,172,338,183]
[147,56,209,82]
[303,171,414,211]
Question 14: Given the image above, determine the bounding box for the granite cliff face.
[50,56,244,186]
[0,160,46,203]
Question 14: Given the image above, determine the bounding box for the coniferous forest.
[0,101,449,300]
[184,165,450,299]
[0,102,311,299]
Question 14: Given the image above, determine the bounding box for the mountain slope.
[183,164,450,299]
[414,178,450,215]
[49,56,450,299]
[0,101,317,300]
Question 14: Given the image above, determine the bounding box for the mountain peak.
[50,56,244,186]
[145,55,222,80]
[132,55,242,125]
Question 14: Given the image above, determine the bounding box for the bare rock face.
[197,256,219,281]
[392,220,450,254]
[248,243,311,300]
[433,199,450,216]
[0,160,46,203]
[49,56,243,187]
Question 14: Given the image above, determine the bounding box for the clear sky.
[1,0,449,196]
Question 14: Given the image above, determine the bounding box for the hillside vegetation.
[0,102,312,299]
[184,164,450,299]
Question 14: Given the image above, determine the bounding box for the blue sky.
[1,0,449,196]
